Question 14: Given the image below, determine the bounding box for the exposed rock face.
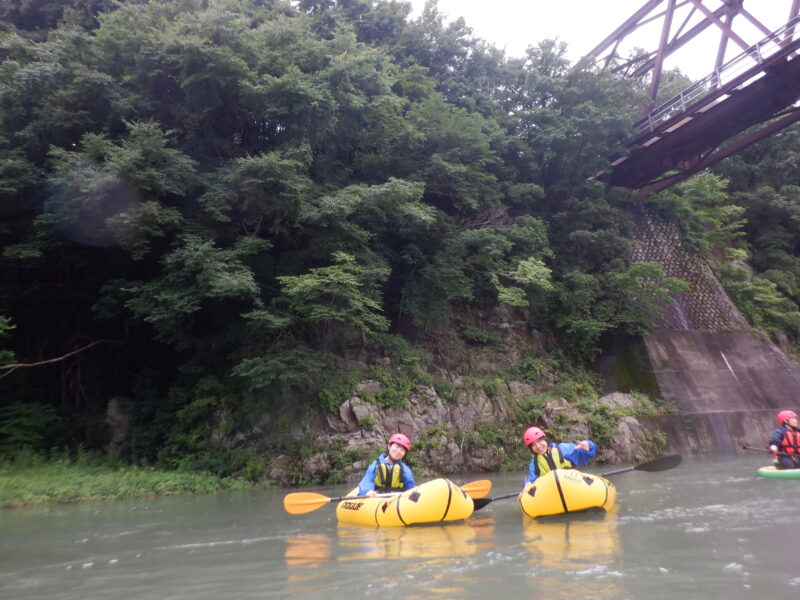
[598,416,648,464]
[269,455,293,486]
[328,384,511,476]
[265,383,660,485]
[253,306,666,485]
[301,452,332,482]
[538,398,592,441]
[598,392,638,411]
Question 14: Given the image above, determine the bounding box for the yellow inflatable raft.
[519,469,616,518]
[336,478,475,527]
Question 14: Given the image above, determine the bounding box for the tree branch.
[0,340,118,381]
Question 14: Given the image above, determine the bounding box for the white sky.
[407,0,795,80]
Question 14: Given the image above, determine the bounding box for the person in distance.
[769,410,800,469]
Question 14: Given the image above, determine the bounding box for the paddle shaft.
[491,492,520,502]
[742,444,800,458]
[472,494,513,510]
[598,465,637,476]
[599,454,682,476]
[329,492,396,502]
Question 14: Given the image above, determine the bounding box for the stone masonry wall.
[629,205,748,331]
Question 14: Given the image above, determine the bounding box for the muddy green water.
[1,454,798,599]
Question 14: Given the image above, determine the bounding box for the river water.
[1,453,798,599]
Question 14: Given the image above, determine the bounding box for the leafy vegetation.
[1,0,798,495]
[0,450,252,507]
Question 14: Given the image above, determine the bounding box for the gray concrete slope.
[642,329,800,454]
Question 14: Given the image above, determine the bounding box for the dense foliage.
[710,127,800,343]
[2,0,788,477]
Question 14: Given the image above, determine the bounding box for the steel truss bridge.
[589,0,800,198]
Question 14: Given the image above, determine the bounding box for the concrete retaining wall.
[615,207,800,452]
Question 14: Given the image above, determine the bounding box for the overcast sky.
[407,0,795,80]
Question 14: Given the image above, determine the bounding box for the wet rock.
[302,452,332,481]
[268,455,293,486]
[540,398,591,440]
[598,392,638,411]
[507,381,537,404]
[601,416,649,463]
[464,446,505,471]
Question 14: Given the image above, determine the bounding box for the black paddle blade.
[636,454,682,472]
[472,497,493,511]
[472,491,520,511]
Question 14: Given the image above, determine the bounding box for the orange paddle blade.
[461,479,492,499]
[283,492,332,515]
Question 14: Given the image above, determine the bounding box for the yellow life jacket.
[374,460,405,493]
[533,445,574,478]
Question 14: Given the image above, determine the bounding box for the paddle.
[742,444,800,458]
[283,479,492,515]
[461,479,492,499]
[283,491,393,515]
[597,453,682,476]
[472,491,517,510]
[472,454,682,511]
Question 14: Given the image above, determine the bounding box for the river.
[1,453,798,599]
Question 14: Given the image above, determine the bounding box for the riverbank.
[0,454,254,508]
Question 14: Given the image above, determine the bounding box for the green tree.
[123,234,267,347]
[607,262,690,334]
[645,172,745,255]
[716,263,800,341]
[0,0,117,33]
[0,0,673,466]
[277,251,390,342]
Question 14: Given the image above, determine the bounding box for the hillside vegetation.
[2,1,800,493]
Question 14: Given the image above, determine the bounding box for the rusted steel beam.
[688,0,750,52]
[787,0,800,41]
[629,10,717,78]
[588,0,664,58]
[649,0,678,107]
[633,107,800,199]
[589,1,795,103]
[587,3,800,195]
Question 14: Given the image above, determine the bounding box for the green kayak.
[757,466,800,479]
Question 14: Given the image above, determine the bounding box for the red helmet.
[777,410,798,425]
[523,426,546,446]
[388,433,411,451]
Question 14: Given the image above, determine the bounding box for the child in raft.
[769,410,800,469]
[522,426,597,486]
[357,433,416,497]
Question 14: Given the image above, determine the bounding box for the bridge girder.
[588,1,800,196]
